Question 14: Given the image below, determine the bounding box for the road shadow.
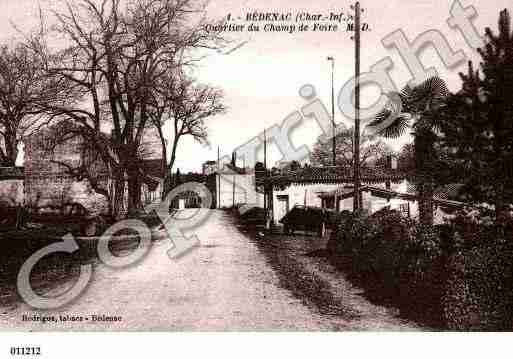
[236,223,361,325]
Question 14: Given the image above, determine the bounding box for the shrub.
[327,209,446,323]
[328,208,513,329]
[442,214,513,330]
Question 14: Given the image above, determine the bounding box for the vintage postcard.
[1,0,513,346]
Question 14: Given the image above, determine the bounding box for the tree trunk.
[155,124,168,199]
[0,148,7,166]
[111,170,125,220]
[4,135,18,167]
[418,182,434,226]
[414,133,435,226]
[168,135,179,175]
[155,124,168,174]
[127,168,142,216]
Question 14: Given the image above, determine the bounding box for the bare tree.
[0,43,69,166]
[31,0,225,216]
[149,71,226,177]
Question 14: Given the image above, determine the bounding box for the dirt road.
[0,210,421,331]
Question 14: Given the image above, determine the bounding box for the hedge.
[327,209,513,330]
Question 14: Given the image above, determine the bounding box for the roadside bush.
[442,215,513,330]
[328,209,445,323]
[327,209,513,329]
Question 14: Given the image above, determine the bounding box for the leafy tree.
[369,76,450,225]
[439,9,513,223]
[310,126,391,169]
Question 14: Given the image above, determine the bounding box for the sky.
[1,0,512,171]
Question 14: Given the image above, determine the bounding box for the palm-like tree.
[368,76,449,225]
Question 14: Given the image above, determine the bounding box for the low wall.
[25,175,109,216]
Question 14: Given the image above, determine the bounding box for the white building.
[210,164,264,209]
[268,166,407,223]
[318,182,467,225]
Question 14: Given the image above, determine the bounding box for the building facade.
[24,122,164,216]
[267,166,407,223]
[318,182,467,225]
[205,164,264,209]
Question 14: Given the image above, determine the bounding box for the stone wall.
[24,128,110,216]
[24,123,164,217]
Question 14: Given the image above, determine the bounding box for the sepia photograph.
[0,0,513,354]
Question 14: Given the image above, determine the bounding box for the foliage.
[328,209,444,321]
[309,126,391,169]
[437,9,513,223]
[442,212,513,330]
[369,76,451,226]
[327,209,513,329]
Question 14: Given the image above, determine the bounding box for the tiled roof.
[319,185,468,208]
[264,166,407,187]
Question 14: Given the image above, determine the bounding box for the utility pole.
[353,2,362,212]
[233,175,236,208]
[217,146,221,209]
[264,129,271,229]
[264,129,267,172]
[263,129,267,214]
[327,56,336,167]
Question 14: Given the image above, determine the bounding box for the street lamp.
[327,56,336,167]
[352,2,362,212]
